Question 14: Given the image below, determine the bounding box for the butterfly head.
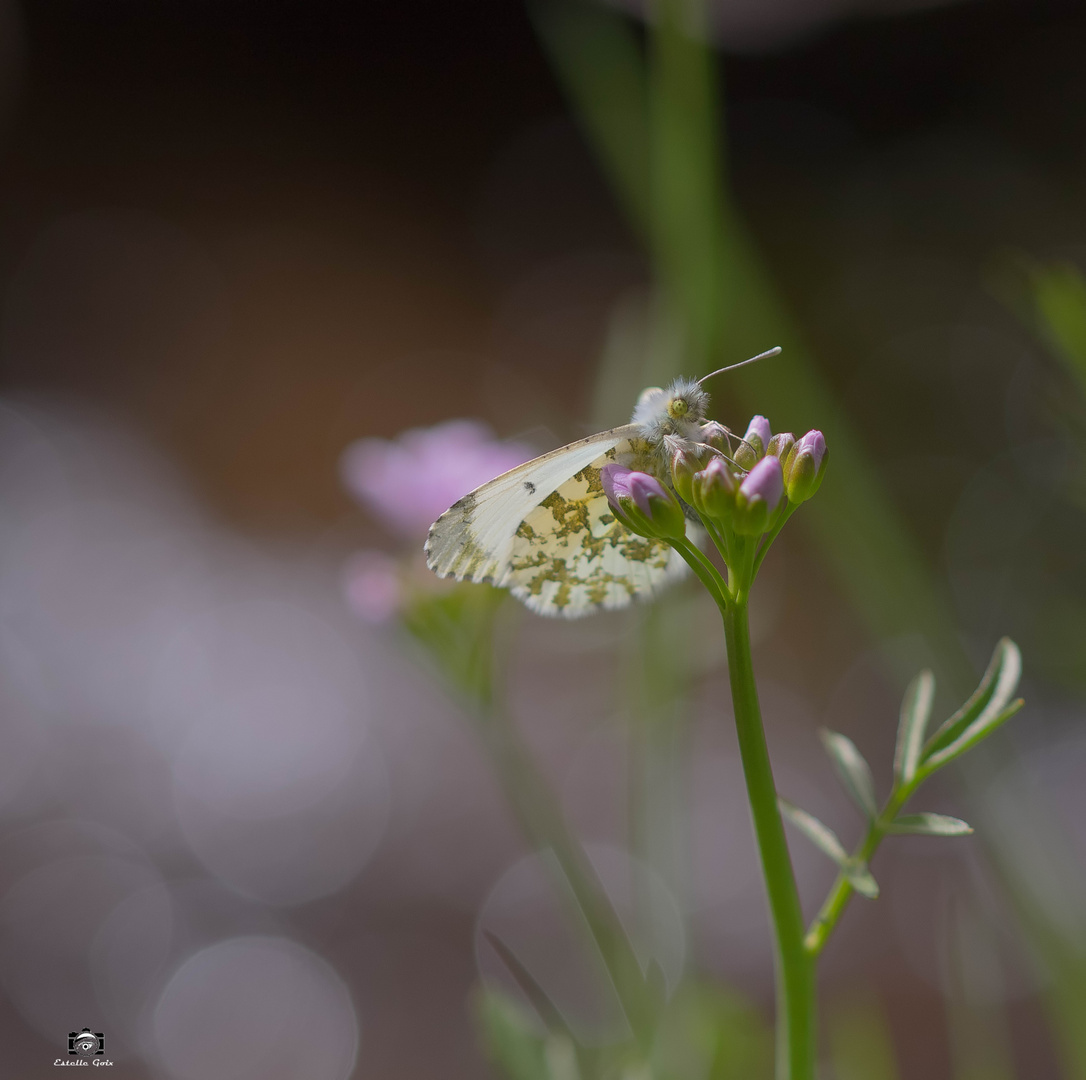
[632,377,710,444]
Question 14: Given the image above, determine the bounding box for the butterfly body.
[631,377,710,446]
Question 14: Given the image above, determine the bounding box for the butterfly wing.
[426,426,689,618]
[505,443,690,617]
[426,426,636,584]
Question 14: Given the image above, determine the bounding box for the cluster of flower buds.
[677,416,828,535]
[600,418,827,545]
[676,425,784,536]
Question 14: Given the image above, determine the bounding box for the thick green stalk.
[723,596,815,1080]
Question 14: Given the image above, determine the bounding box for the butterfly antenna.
[697,346,781,385]
[704,445,748,474]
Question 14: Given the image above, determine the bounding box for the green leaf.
[648,0,727,367]
[1029,261,1086,395]
[893,669,934,786]
[887,813,974,837]
[779,798,848,865]
[474,987,551,1080]
[842,860,880,900]
[921,638,1023,773]
[926,700,1025,775]
[820,730,878,819]
[922,638,1019,758]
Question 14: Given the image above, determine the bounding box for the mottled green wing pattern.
[426,427,638,587]
[426,428,689,618]
[503,439,688,617]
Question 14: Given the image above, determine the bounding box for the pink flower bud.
[670,443,707,505]
[735,415,771,470]
[767,432,795,462]
[698,421,731,454]
[784,429,828,504]
[601,464,686,541]
[691,457,738,522]
[734,455,784,535]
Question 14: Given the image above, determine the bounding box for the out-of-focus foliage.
[533,2,1086,1077]
[827,992,900,1080]
[649,981,772,1080]
[1025,262,1086,396]
[401,583,506,706]
[476,981,773,1080]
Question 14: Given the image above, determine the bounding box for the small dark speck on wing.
[523,481,536,494]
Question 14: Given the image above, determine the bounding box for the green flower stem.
[625,602,695,930]
[701,516,735,570]
[655,527,818,1076]
[723,594,815,1080]
[671,536,729,611]
[753,502,798,579]
[804,783,913,957]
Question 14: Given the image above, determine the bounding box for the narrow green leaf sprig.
[779,798,879,899]
[789,637,1024,957]
[820,731,878,820]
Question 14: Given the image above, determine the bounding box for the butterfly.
[425,349,779,618]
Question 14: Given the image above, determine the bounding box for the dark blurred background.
[1,1,1085,1077]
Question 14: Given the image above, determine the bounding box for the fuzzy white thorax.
[631,377,710,446]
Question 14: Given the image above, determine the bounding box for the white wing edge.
[424,425,639,583]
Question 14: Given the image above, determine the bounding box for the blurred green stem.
[723,595,814,1080]
[626,600,695,913]
[405,587,657,1054]
[474,701,657,1047]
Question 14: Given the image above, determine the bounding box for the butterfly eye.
[667,397,689,419]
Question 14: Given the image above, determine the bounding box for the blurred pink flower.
[342,551,403,624]
[341,420,534,537]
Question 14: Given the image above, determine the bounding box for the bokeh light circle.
[153,936,359,1080]
[0,847,163,1052]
